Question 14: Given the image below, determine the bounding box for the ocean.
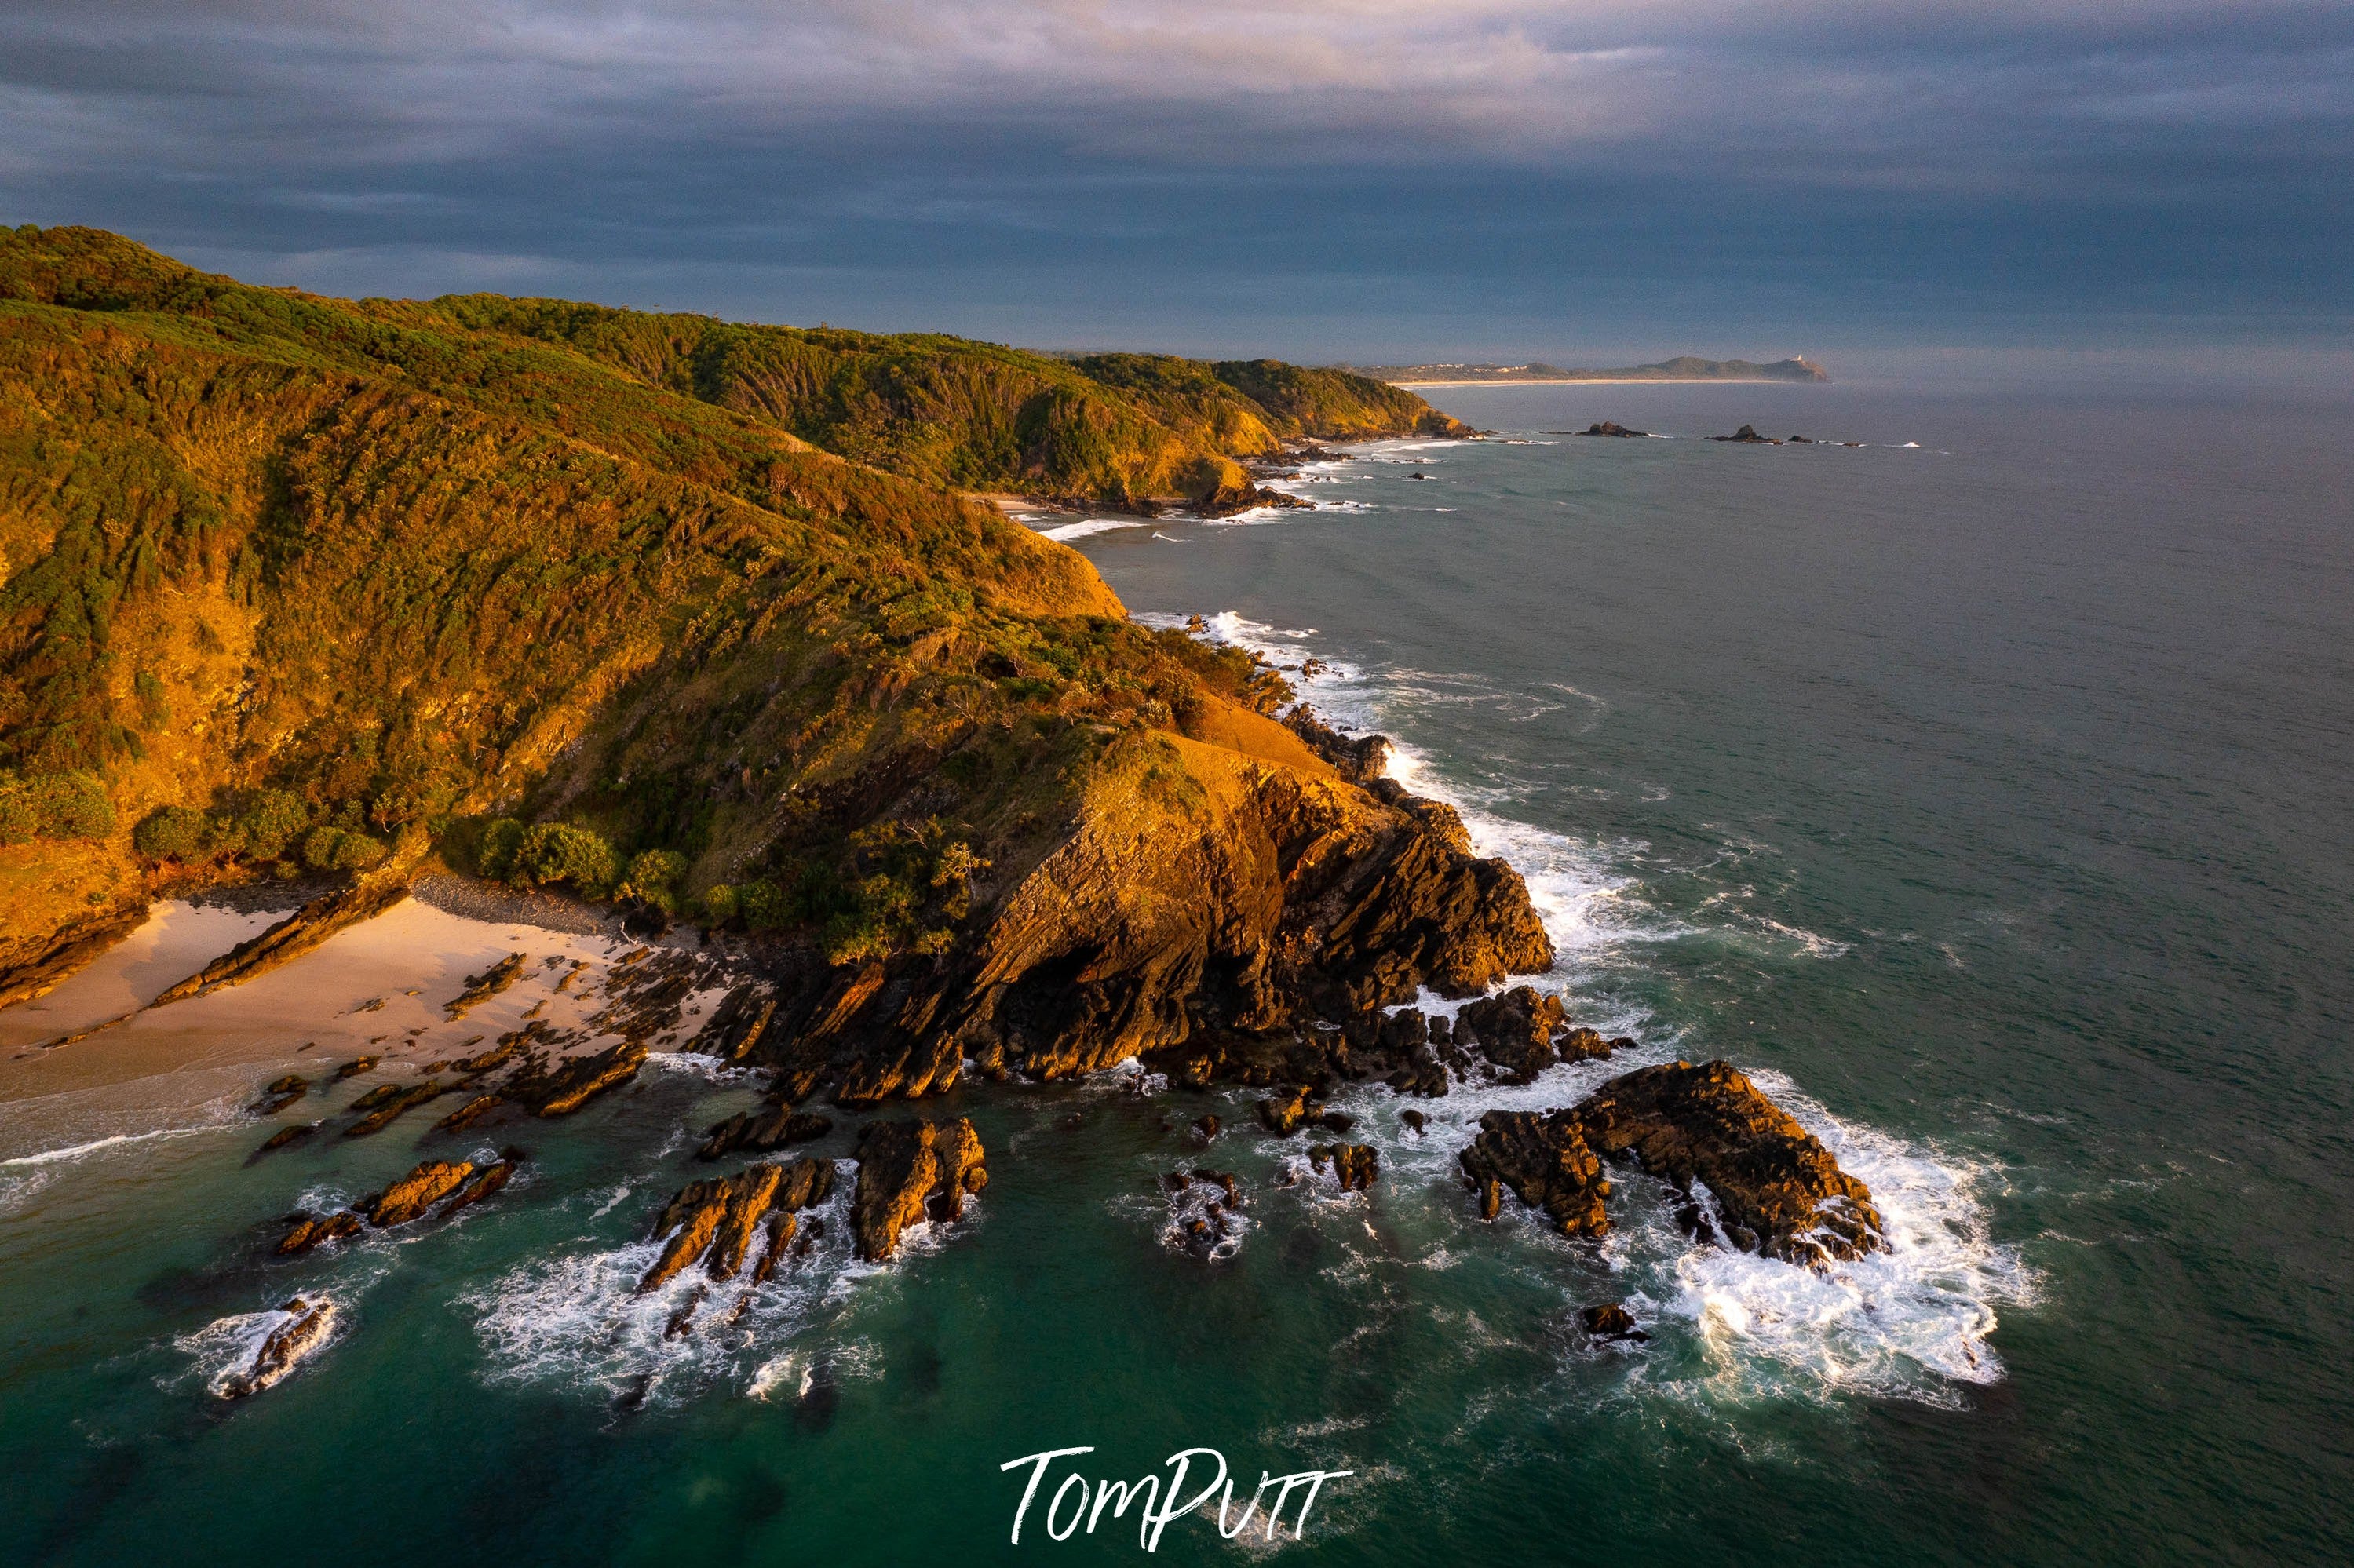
[2,378,2349,1565]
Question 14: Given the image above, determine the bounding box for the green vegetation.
[0,225,1436,957]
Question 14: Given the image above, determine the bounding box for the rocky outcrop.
[250,1074,308,1115]
[506,1040,647,1116]
[432,1092,509,1133]
[1308,1142,1379,1192]
[1568,1060,1883,1264]
[698,1105,833,1160]
[1460,1110,1610,1238]
[217,1298,336,1398]
[1453,986,1623,1084]
[366,1159,476,1226]
[0,902,148,1012]
[850,1119,988,1261]
[445,952,527,1019]
[276,1211,363,1254]
[1582,1302,1647,1343]
[1576,422,1648,438]
[332,1056,378,1081]
[1282,708,1391,782]
[692,984,778,1062]
[1461,1059,1883,1266]
[1195,480,1311,518]
[148,872,414,1009]
[1709,425,1780,445]
[638,1156,836,1291]
[344,1081,445,1136]
[1162,1167,1243,1256]
[249,1122,319,1161]
[1258,1088,1319,1135]
[439,1156,519,1217]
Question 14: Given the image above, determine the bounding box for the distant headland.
[1345,356,1830,387]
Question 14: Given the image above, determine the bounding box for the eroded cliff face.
[721,716,1553,1108]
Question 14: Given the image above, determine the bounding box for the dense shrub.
[298,824,387,873]
[235,790,312,860]
[0,771,117,844]
[615,848,688,910]
[509,822,619,895]
[476,817,526,879]
[133,805,210,861]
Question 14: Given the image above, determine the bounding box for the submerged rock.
[249,1074,309,1115]
[698,1105,833,1161]
[432,1092,509,1133]
[343,1081,445,1136]
[217,1297,336,1398]
[850,1118,988,1261]
[1462,1059,1884,1265]
[250,1122,319,1161]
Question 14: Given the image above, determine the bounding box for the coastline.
[1386,377,1810,388]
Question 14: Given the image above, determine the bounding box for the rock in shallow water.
[849,1118,987,1262]
[1459,1059,1885,1267]
[218,1297,336,1398]
[638,1157,836,1292]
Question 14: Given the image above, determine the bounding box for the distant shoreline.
[1388,377,1805,388]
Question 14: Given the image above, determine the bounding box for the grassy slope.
[0,224,1322,953]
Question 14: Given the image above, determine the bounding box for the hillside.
[0,226,1541,1106]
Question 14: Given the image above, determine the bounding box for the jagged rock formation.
[1576,422,1649,438]
[1462,1059,1885,1266]
[850,1119,987,1261]
[0,903,148,1009]
[638,1156,836,1291]
[1571,1060,1884,1264]
[1308,1142,1379,1191]
[1283,707,1390,782]
[148,874,415,1008]
[1460,1109,1610,1237]
[1582,1303,1647,1343]
[365,1159,476,1226]
[217,1298,336,1398]
[692,984,779,1062]
[1162,1167,1243,1256]
[1454,986,1623,1085]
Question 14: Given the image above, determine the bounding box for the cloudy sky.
[3,1,2348,364]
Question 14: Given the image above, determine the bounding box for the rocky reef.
[638,1157,837,1293]
[850,1119,988,1261]
[1462,1059,1884,1266]
[217,1298,336,1399]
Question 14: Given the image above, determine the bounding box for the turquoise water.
[4,381,2349,1564]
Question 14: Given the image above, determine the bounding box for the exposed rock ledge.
[1460,1059,1885,1267]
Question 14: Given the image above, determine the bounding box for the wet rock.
[1187,1113,1221,1147]
[218,1297,335,1398]
[1399,1108,1427,1135]
[508,1040,648,1116]
[1455,986,1571,1083]
[446,952,528,1019]
[250,1122,319,1161]
[1582,1303,1648,1343]
[344,1081,445,1136]
[1458,1110,1609,1238]
[664,1285,707,1340]
[1308,1142,1379,1192]
[1317,1110,1356,1134]
[331,1056,378,1081]
[438,1158,517,1217]
[1570,1060,1884,1264]
[851,1118,988,1261]
[250,1074,309,1115]
[1258,1089,1316,1136]
[450,1035,520,1078]
[276,1211,362,1255]
[699,1105,833,1161]
[432,1092,509,1133]
[638,1157,835,1292]
[366,1159,476,1226]
[692,984,778,1062]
